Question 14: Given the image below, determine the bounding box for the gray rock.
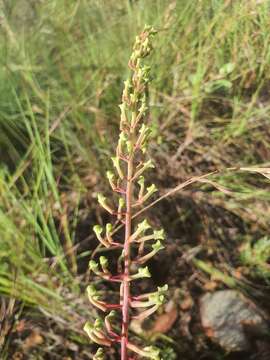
[200,290,268,352]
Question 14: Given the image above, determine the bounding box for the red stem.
[121,156,133,359]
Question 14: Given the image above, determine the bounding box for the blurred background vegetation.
[0,0,270,358]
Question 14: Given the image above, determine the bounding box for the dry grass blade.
[240,167,270,180]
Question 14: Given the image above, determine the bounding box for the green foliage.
[240,237,270,279]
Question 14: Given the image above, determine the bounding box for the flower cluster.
[84,26,167,360]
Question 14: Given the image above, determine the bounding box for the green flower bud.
[94,318,103,331]
[97,193,114,214]
[106,171,114,181]
[93,224,103,238]
[144,159,155,169]
[147,184,157,194]
[99,256,108,272]
[142,346,160,360]
[119,103,127,125]
[106,171,114,187]
[148,284,168,306]
[123,79,131,98]
[152,240,165,252]
[86,285,98,297]
[134,159,155,179]
[139,123,147,134]
[117,197,125,220]
[126,140,133,153]
[138,184,158,203]
[106,223,113,235]
[130,219,151,240]
[119,198,125,208]
[158,284,168,293]
[138,101,147,115]
[89,260,98,272]
[138,176,145,199]
[93,348,105,360]
[84,321,94,334]
[111,156,124,179]
[106,310,116,319]
[106,171,115,189]
[130,92,137,105]
[118,132,128,154]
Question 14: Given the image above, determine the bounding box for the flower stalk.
[84,26,167,360]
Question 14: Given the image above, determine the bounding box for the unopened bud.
[111,156,124,179]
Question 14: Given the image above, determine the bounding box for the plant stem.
[121,155,134,359]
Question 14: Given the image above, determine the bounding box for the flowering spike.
[86,27,167,358]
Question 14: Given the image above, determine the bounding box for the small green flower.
[132,266,151,279]
[153,229,165,240]
[137,219,151,233]
[152,240,165,252]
